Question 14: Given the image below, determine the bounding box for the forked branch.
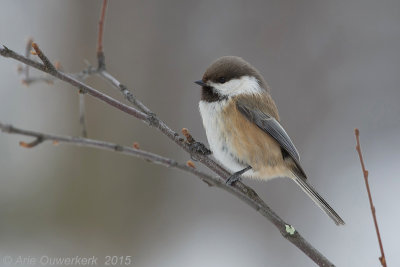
[0,39,334,267]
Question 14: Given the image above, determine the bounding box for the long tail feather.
[293,175,345,225]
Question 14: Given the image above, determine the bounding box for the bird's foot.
[226,173,242,185]
[226,166,252,186]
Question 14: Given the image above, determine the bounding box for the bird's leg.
[226,166,252,185]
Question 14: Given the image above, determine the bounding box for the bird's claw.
[225,166,251,185]
[226,174,241,186]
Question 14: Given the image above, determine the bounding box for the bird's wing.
[237,100,345,225]
[236,100,302,169]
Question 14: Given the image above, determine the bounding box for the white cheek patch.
[208,76,262,97]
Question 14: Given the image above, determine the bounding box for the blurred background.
[1,1,399,266]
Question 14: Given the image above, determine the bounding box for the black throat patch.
[201,86,227,102]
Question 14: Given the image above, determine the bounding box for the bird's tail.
[292,175,345,225]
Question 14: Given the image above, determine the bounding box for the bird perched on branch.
[195,56,344,225]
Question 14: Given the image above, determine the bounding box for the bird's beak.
[194,80,207,87]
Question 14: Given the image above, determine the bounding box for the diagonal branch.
[0,44,228,180]
[0,122,336,266]
[0,43,335,267]
[0,45,148,121]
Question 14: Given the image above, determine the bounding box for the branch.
[1,123,336,267]
[0,43,228,180]
[0,122,219,187]
[17,38,54,86]
[0,1,338,263]
[97,70,152,114]
[19,137,43,148]
[31,42,57,73]
[0,44,335,267]
[354,129,387,267]
[1,45,148,120]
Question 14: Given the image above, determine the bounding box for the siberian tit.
[195,56,344,225]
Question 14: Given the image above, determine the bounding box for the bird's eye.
[218,77,226,84]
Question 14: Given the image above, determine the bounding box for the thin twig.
[182,128,195,143]
[31,42,57,73]
[97,0,108,70]
[95,0,151,115]
[0,44,335,267]
[24,37,33,80]
[0,45,149,122]
[19,137,43,148]
[18,38,54,86]
[354,129,387,267]
[21,76,54,86]
[75,62,93,138]
[97,70,152,114]
[79,93,88,137]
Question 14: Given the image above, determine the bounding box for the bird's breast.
[199,98,289,180]
[199,100,247,173]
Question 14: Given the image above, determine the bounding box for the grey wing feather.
[236,101,346,225]
[236,101,300,163]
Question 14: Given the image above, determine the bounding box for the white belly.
[199,100,248,173]
[198,100,292,181]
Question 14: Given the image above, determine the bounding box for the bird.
[194,56,345,225]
